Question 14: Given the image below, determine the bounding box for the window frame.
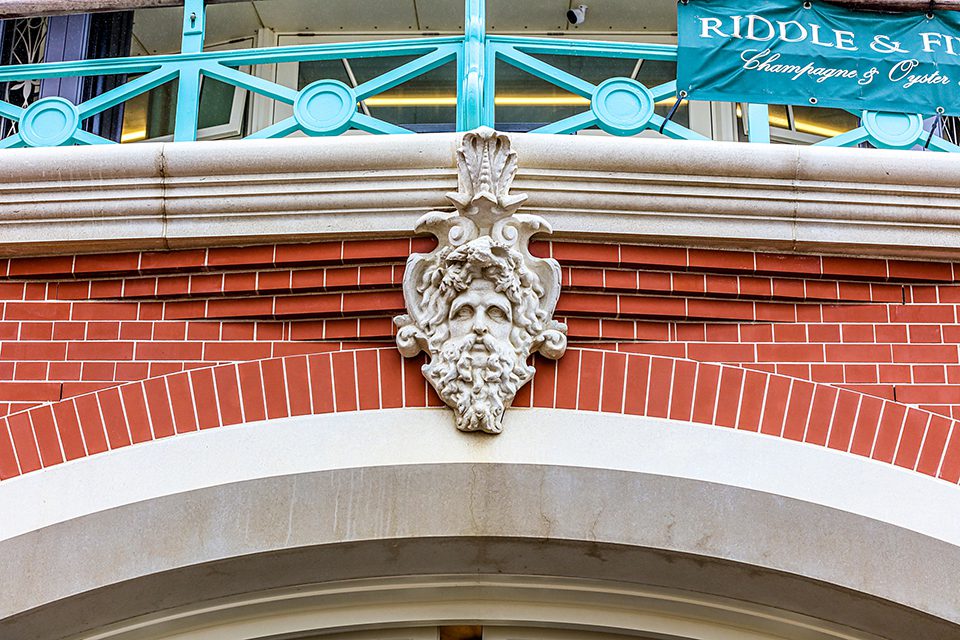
[130,35,253,143]
[263,31,714,140]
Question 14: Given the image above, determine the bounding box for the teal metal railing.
[0,0,957,152]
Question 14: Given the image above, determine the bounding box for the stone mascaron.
[394,128,567,433]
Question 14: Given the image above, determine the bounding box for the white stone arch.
[1,409,958,639]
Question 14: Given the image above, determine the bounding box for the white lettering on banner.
[921,32,943,52]
[745,15,775,41]
[700,17,726,38]
[740,49,858,82]
[919,32,960,55]
[870,35,909,54]
[731,15,743,38]
[697,15,859,50]
[682,3,960,114]
[735,49,957,92]
[859,67,879,85]
[778,20,807,43]
[808,24,835,48]
[888,59,951,88]
[835,30,857,51]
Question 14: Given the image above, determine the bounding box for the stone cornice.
[3,134,960,259]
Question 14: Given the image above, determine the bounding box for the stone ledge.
[3,134,960,258]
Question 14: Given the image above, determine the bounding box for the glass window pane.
[790,105,858,138]
[120,90,149,143]
[439,626,483,640]
[494,54,686,131]
[121,76,242,141]
[297,59,353,89]
[637,60,689,128]
[198,78,241,130]
[145,78,177,139]
[766,104,789,130]
[298,55,458,131]
[739,103,860,142]
[349,57,458,129]
[494,59,587,130]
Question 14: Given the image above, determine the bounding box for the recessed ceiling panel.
[205,3,264,44]
[133,0,680,48]
[132,6,184,55]
[253,0,419,32]
[133,3,262,54]
[485,0,570,32]
[407,0,677,35]
[566,0,677,33]
[411,0,465,32]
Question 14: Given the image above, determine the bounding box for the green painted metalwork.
[459,0,485,131]
[0,0,954,151]
[174,0,206,140]
[485,36,705,141]
[746,104,771,144]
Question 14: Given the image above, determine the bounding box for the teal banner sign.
[678,0,960,116]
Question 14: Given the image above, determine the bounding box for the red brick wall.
[0,238,430,415]
[541,241,960,417]
[2,238,960,483]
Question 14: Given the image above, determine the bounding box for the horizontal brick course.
[2,238,960,487]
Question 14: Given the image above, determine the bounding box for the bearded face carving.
[395,128,567,434]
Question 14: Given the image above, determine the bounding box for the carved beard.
[424,331,535,434]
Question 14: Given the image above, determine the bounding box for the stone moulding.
[5,135,960,258]
[394,128,567,433]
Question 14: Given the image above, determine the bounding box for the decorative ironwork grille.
[0,16,47,138]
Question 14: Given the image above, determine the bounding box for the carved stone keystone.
[394,128,567,434]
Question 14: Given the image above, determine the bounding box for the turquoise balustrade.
[0,0,957,152]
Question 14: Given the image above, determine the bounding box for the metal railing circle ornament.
[293,79,357,136]
[861,111,925,150]
[591,78,655,137]
[18,97,80,147]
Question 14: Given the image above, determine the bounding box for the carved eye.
[487,306,508,322]
[453,306,474,320]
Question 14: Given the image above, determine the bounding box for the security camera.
[566,4,588,25]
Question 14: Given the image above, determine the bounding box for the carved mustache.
[451,332,505,383]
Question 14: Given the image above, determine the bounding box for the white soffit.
[252,0,419,33]
[131,0,681,48]
[411,0,678,34]
[484,0,570,32]
[570,0,678,32]
[133,3,262,54]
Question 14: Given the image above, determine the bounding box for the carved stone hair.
[395,128,567,433]
[415,238,548,353]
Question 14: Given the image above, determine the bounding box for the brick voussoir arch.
[0,347,958,485]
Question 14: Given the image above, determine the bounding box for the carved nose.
[473,315,488,334]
